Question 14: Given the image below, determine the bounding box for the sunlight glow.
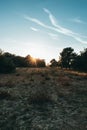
[31,57,36,63]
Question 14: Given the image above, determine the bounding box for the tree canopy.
[0,49,46,73]
[0,47,87,73]
[58,47,87,72]
[59,47,76,68]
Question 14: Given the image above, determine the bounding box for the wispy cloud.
[24,15,65,34]
[43,8,87,44]
[43,8,58,27]
[24,15,46,27]
[23,9,87,44]
[70,17,86,24]
[43,8,77,36]
[30,27,39,32]
[74,37,87,44]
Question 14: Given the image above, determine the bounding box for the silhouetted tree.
[73,48,87,71]
[80,48,87,71]
[25,55,36,67]
[50,59,58,67]
[59,47,76,69]
[0,50,16,73]
[13,56,24,67]
[0,49,3,55]
[36,59,46,67]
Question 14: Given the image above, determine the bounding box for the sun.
[31,57,36,63]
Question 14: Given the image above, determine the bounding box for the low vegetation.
[0,68,87,130]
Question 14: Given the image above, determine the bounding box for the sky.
[0,0,87,63]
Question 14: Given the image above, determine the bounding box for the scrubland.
[0,67,87,130]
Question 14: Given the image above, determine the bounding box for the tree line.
[0,47,87,73]
[50,47,87,72]
[0,49,46,73]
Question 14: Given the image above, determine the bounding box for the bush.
[29,89,51,104]
[28,85,58,104]
[0,55,16,73]
[36,59,46,67]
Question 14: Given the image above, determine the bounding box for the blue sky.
[0,0,87,63]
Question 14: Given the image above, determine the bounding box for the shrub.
[29,91,51,104]
[0,55,16,73]
[28,85,58,104]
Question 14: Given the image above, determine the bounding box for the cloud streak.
[23,9,87,44]
[24,15,65,34]
[43,8,77,36]
[24,15,46,27]
[70,17,86,24]
[74,37,87,44]
[30,27,39,32]
[43,8,87,44]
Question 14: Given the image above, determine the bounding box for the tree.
[59,47,76,69]
[0,50,16,73]
[50,59,58,67]
[0,49,3,55]
[13,56,25,67]
[25,55,36,67]
[36,59,46,67]
[74,48,87,71]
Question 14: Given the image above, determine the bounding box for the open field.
[0,67,87,130]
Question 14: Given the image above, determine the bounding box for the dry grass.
[0,90,12,100]
[0,67,87,130]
